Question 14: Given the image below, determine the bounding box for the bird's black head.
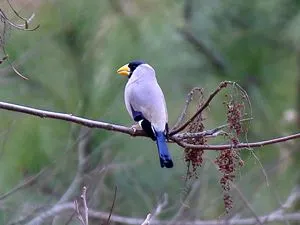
[117,60,146,78]
[127,60,145,77]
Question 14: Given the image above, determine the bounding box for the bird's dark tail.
[155,131,173,168]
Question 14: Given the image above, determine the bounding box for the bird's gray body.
[124,64,168,132]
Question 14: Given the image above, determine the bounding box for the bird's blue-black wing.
[131,105,156,140]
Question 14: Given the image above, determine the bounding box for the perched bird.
[117,60,173,168]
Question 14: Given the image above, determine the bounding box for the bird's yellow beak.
[117,64,130,76]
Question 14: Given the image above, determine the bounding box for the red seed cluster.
[215,149,239,181]
[223,193,233,213]
[185,148,204,177]
[184,99,205,178]
[215,149,240,212]
[226,100,245,137]
[183,84,248,212]
[215,96,246,213]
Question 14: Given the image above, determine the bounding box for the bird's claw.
[132,127,136,134]
[130,124,141,134]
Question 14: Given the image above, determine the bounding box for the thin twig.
[250,150,270,187]
[0,168,47,201]
[170,81,230,135]
[0,4,39,80]
[0,55,8,64]
[105,186,117,225]
[57,128,90,204]
[177,132,300,150]
[2,1,40,31]
[81,186,88,225]
[231,182,263,225]
[172,87,202,131]
[75,200,85,225]
[6,0,29,29]
[168,181,201,225]
[173,118,252,140]
[64,211,76,225]
[1,34,29,79]
[52,129,90,225]
[141,214,151,225]
[267,186,300,220]
[151,193,168,221]
[74,186,89,225]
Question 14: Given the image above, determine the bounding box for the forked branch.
[0,80,299,152]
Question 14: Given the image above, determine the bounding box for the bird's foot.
[130,123,142,134]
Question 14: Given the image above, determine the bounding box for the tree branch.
[170,81,229,135]
[178,132,300,150]
[141,214,151,225]
[0,168,46,201]
[56,128,90,204]
[23,184,300,225]
[231,182,263,225]
[172,87,202,131]
[1,101,300,152]
[24,201,300,225]
[0,101,143,136]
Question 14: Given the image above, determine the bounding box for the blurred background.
[0,0,300,224]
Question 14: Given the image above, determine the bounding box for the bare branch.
[0,168,46,201]
[172,87,202,131]
[81,186,88,225]
[141,214,151,225]
[26,203,74,225]
[0,9,30,80]
[75,200,85,225]
[25,201,300,225]
[168,181,201,224]
[57,128,90,204]
[52,129,90,224]
[150,193,168,221]
[177,132,300,150]
[170,81,229,135]
[0,101,300,152]
[0,101,143,136]
[0,2,39,80]
[105,186,117,225]
[0,55,8,64]
[0,3,40,31]
[231,182,263,225]
[174,118,252,140]
[267,186,300,219]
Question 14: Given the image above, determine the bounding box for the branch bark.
[0,101,143,136]
[0,101,300,151]
[179,132,300,150]
[24,201,300,225]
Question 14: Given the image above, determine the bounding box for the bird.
[117,60,173,168]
